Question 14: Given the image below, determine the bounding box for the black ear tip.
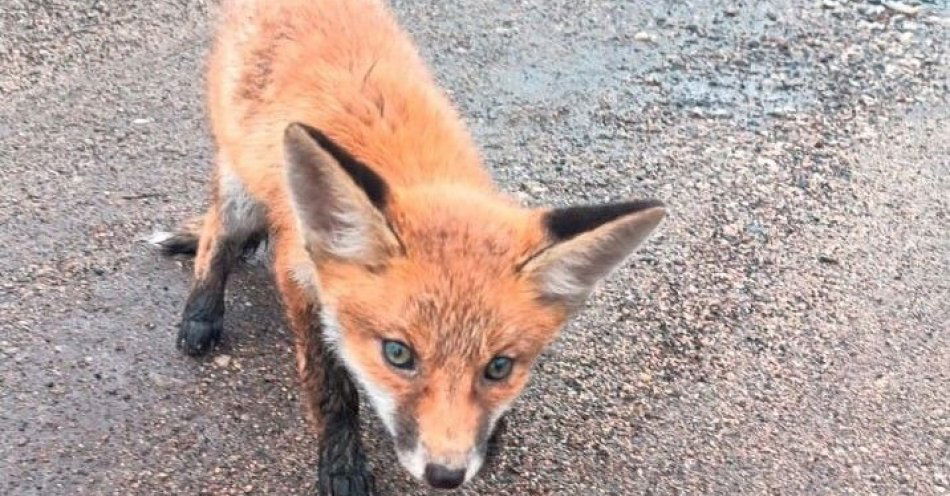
[640,199,667,220]
[635,198,666,211]
[544,198,667,241]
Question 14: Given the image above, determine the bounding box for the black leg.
[176,237,241,356]
[316,344,376,496]
[486,414,508,461]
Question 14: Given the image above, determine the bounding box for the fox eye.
[382,340,415,370]
[484,356,513,381]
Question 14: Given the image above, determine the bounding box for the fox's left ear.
[522,200,666,309]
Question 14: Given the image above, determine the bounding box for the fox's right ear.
[283,123,399,263]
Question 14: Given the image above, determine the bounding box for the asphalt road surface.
[1,0,948,494]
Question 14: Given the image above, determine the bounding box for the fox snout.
[395,384,507,489]
[424,464,467,490]
[396,441,485,490]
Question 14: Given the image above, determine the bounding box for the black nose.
[424,464,465,490]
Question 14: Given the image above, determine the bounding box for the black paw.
[317,471,376,496]
[176,317,222,356]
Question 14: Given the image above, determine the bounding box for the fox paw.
[177,317,222,356]
[317,471,376,496]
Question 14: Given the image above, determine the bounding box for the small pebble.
[214,354,232,368]
[634,31,656,43]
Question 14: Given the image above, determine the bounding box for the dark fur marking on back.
[238,41,278,105]
[297,123,390,210]
[238,29,292,107]
[543,199,665,241]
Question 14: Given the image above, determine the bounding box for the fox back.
[208,0,490,197]
[195,0,665,488]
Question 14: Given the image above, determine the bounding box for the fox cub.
[153,0,664,493]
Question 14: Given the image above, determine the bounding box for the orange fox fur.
[208,0,555,446]
[160,0,665,490]
[211,0,550,407]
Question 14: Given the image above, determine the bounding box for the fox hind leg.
[177,167,266,356]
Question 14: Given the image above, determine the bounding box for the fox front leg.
[273,233,376,495]
[314,345,376,496]
[289,305,375,494]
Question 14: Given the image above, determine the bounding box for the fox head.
[283,123,665,489]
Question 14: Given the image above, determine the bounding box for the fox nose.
[424,464,465,489]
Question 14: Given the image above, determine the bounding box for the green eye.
[484,356,513,381]
[383,340,414,370]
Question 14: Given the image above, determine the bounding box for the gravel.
[1,0,948,494]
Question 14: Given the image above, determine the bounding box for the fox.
[151,0,665,493]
